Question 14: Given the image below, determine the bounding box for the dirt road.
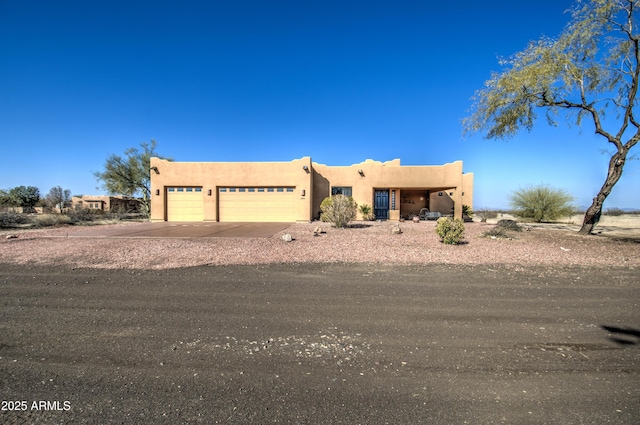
[1,263,639,424]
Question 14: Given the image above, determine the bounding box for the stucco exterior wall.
[312,159,472,220]
[150,157,473,222]
[150,157,313,222]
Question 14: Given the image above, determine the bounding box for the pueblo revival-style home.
[149,157,473,223]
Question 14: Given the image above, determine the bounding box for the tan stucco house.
[72,195,142,212]
[149,157,473,222]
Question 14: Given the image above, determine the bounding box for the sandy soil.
[484,213,640,240]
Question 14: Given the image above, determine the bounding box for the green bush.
[435,217,465,245]
[320,194,357,228]
[359,203,374,221]
[462,205,473,217]
[509,185,574,222]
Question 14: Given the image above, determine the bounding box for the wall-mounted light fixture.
[302,165,309,172]
[438,192,443,196]
[155,189,160,196]
[358,170,365,177]
[301,189,306,196]
[150,166,159,174]
[208,189,212,196]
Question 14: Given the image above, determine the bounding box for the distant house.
[71,195,142,212]
[149,157,473,222]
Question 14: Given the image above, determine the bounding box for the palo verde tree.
[509,184,575,222]
[94,140,169,216]
[464,0,639,235]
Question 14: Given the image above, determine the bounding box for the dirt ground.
[485,213,640,241]
[1,261,639,424]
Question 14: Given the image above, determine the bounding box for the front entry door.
[374,190,389,220]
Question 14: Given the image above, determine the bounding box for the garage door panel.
[219,187,295,222]
[167,187,204,221]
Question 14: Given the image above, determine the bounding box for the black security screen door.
[374,190,389,220]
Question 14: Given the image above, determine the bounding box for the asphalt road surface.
[1,263,638,424]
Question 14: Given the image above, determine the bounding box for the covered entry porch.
[374,188,459,221]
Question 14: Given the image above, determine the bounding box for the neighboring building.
[150,157,473,222]
[71,195,142,212]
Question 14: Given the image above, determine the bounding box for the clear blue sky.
[1,0,638,210]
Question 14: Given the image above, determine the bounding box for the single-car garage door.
[167,187,204,221]
[219,187,296,222]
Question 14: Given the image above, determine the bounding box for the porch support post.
[453,188,462,219]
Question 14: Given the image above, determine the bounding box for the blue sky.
[1,0,638,210]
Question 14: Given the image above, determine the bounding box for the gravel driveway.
[1,220,639,270]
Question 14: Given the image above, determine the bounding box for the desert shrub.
[66,208,106,223]
[604,207,625,216]
[359,203,374,221]
[495,219,522,232]
[462,205,473,217]
[509,185,574,222]
[0,212,29,228]
[435,217,465,245]
[482,227,513,239]
[476,209,499,222]
[34,214,72,227]
[320,194,357,228]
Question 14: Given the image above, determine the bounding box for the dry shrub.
[436,217,465,245]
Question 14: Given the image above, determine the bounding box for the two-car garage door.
[218,187,296,222]
[165,186,296,222]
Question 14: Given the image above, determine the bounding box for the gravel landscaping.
[1,220,639,270]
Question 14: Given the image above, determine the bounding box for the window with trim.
[331,186,352,196]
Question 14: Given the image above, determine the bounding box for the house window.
[331,186,352,196]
